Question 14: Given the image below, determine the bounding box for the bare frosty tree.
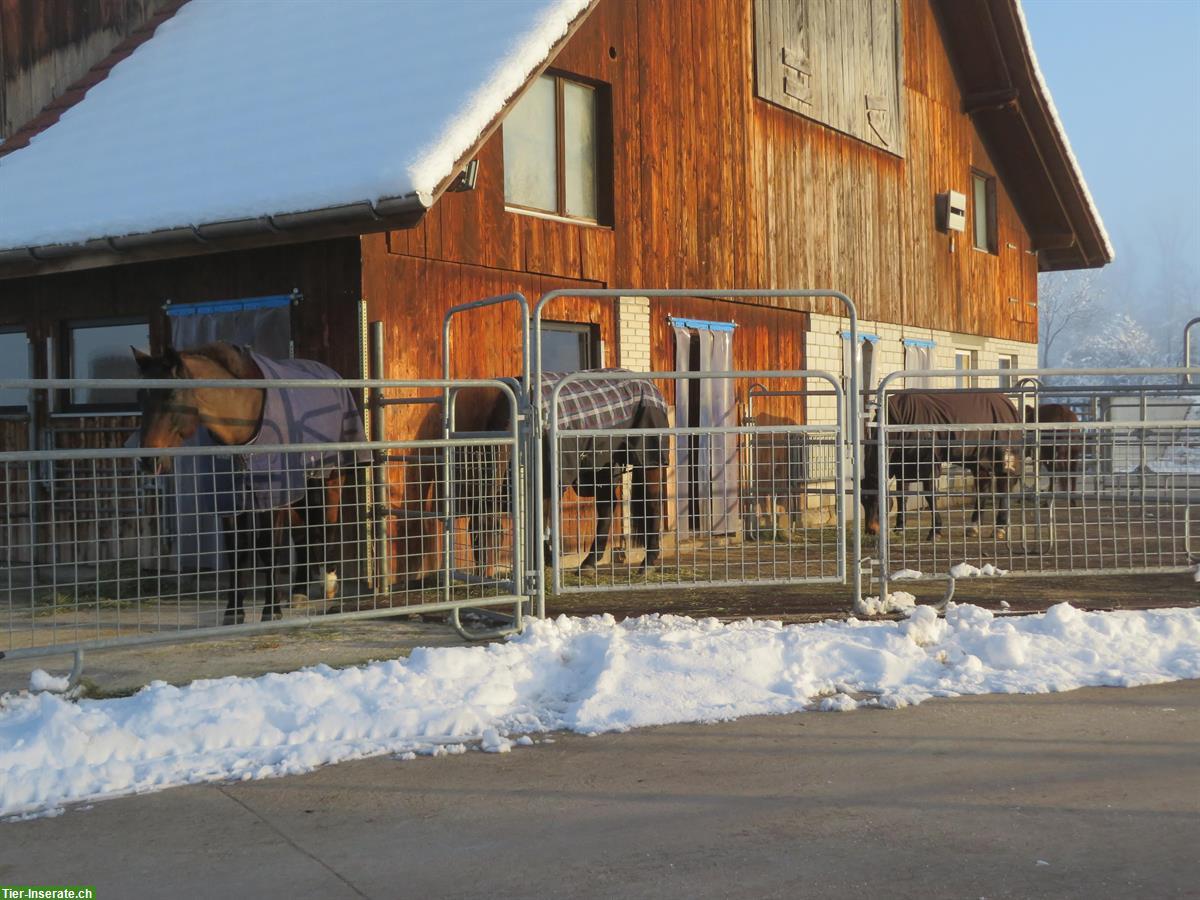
[1064,313,1164,384]
[1038,270,1103,366]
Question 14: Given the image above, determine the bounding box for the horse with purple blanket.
[864,390,1024,540]
[133,343,368,624]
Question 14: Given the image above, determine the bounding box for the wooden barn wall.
[0,0,175,139]
[0,238,363,388]
[0,239,362,565]
[371,0,1037,351]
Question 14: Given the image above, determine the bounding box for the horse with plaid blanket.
[471,369,669,573]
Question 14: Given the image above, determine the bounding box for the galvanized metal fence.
[873,368,1200,605]
[6,285,1200,682]
[545,370,846,593]
[0,377,531,666]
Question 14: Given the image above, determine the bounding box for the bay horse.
[864,389,1024,540]
[1025,403,1082,504]
[133,343,367,624]
[465,370,669,574]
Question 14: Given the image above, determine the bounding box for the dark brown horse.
[1025,403,1082,503]
[466,370,669,574]
[864,390,1024,540]
[133,343,366,624]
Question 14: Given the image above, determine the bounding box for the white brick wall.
[617,296,651,371]
[805,312,1038,425]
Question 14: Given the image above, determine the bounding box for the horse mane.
[182,342,259,379]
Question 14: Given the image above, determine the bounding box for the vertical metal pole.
[548,382,562,595]
[1184,317,1200,385]
[369,322,388,593]
[876,382,889,608]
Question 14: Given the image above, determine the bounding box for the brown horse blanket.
[885,389,1021,449]
[538,369,670,493]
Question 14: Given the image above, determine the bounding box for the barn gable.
[0,0,1107,280]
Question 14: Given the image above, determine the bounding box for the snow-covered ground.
[3,603,1199,820]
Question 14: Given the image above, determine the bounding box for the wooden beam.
[1030,232,1076,251]
[963,87,1019,114]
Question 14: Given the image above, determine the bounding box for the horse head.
[132,346,198,472]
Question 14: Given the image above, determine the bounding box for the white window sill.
[504,206,611,229]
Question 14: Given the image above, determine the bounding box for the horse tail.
[629,467,648,550]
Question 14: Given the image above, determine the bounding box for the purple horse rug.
[239,352,369,509]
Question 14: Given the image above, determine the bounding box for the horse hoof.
[995,528,1008,541]
[966,526,980,538]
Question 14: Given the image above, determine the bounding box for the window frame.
[541,320,600,373]
[997,353,1018,390]
[503,71,613,225]
[971,169,998,254]
[954,349,978,389]
[0,326,31,416]
[58,316,151,414]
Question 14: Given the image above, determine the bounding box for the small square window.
[972,170,997,253]
[504,73,610,223]
[542,321,598,372]
[0,328,30,412]
[61,318,150,411]
[997,354,1018,389]
[955,349,977,389]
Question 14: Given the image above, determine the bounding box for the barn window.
[503,73,611,223]
[60,318,150,411]
[954,349,977,389]
[0,327,31,412]
[541,321,599,372]
[972,171,997,253]
[997,354,1018,389]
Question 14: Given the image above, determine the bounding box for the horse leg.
[262,510,292,622]
[966,465,986,538]
[926,478,943,541]
[637,465,666,570]
[579,478,615,572]
[223,512,254,626]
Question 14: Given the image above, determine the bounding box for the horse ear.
[132,346,154,372]
[162,346,185,375]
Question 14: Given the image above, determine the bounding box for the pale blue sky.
[1023,0,1200,286]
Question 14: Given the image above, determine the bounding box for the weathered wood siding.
[0,0,175,139]
[368,0,1036,347]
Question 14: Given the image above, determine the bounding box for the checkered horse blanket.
[239,352,369,509]
[538,369,670,493]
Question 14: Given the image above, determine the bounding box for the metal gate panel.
[545,370,846,594]
[873,367,1200,604]
[0,376,530,662]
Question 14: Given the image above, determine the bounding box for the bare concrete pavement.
[3,680,1198,899]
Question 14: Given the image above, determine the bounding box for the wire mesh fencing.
[0,378,530,661]
[544,370,847,593]
[872,371,1200,595]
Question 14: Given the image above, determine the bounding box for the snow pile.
[3,605,1199,819]
[890,569,924,581]
[0,0,590,250]
[28,670,71,694]
[950,562,1008,578]
[853,590,917,617]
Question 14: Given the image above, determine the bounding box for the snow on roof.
[1014,0,1115,263]
[0,0,591,253]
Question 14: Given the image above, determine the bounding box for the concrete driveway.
[3,680,1197,899]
